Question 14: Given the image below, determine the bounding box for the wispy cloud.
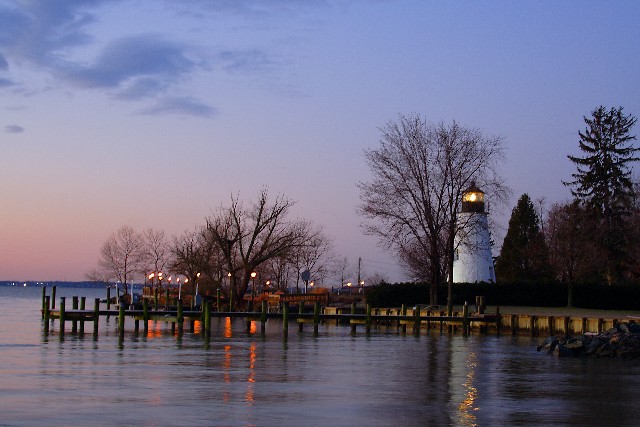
[218,49,277,75]
[0,1,213,117]
[0,0,315,117]
[62,35,197,89]
[5,124,24,133]
[138,97,217,118]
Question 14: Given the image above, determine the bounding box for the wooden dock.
[40,287,635,339]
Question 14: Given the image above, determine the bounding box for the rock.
[564,338,583,349]
[537,336,558,352]
[537,322,640,358]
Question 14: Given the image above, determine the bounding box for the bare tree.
[546,201,605,305]
[205,189,312,309]
[290,226,336,291]
[97,225,145,297]
[172,227,224,286]
[358,114,507,312]
[141,228,172,279]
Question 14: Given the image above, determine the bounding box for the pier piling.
[59,297,66,336]
[43,296,50,334]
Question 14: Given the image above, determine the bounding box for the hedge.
[364,281,640,311]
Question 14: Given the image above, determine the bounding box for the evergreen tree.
[564,106,638,284]
[495,194,550,282]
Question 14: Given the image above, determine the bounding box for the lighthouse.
[452,182,496,283]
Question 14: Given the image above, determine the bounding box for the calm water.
[1,286,639,426]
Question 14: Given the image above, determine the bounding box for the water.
[1,286,639,426]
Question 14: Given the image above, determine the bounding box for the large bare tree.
[358,114,506,312]
[97,225,145,297]
[205,189,312,309]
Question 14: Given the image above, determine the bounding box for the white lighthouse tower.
[452,182,496,283]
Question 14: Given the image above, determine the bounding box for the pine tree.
[564,106,638,284]
[495,194,550,282]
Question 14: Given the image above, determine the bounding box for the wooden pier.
[40,287,633,339]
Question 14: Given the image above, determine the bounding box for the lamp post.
[227,272,233,311]
[250,272,257,310]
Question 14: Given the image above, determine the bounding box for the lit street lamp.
[250,272,257,310]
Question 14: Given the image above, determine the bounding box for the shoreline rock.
[537,321,640,358]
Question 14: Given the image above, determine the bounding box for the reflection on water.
[1,287,640,426]
[458,351,478,426]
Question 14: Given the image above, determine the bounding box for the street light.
[250,272,257,309]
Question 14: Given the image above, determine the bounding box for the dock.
[40,287,633,340]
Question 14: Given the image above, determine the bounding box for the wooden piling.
[106,287,111,310]
[177,299,184,332]
[217,289,221,312]
[52,286,57,309]
[165,289,170,311]
[462,302,469,336]
[72,296,79,333]
[79,297,86,334]
[413,305,420,336]
[143,299,149,332]
[118,303,125,335]
[365,303,371,334]
[283,303,289,334]
[59,297,66,335]
[43,296,50,334]
[298,302,304,332]
[93,298,100,336]
[41,286,47,318]
[530,316,536,337]
[154,287,159,310]
[204,301,211,337]
[261,301,267,336]
[313,302,320,336]
[350,302,357,334]
[401,304,407,334]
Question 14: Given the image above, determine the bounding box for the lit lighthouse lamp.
[461,183,485,213]
[453,182,496,283]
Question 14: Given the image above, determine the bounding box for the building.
[452,182,496,283]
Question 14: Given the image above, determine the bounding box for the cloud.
[218,49,277,74]
[138,97,217,118]
[5,124,24,133]
[63,35,198,89]
[0,1,304,117]
[115,77,169,101]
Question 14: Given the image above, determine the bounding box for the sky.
[1,0,639,283]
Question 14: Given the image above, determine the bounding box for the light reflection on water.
[1,286,640,426]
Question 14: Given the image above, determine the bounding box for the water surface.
[1,286,638,426]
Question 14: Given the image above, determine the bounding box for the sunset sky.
[1,1,639,282]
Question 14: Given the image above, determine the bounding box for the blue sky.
[1,0,639,281]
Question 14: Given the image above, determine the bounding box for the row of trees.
[357,114,508,313]
[358,106,638,310]
[495,106,639,302]
[89,189,372,309]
